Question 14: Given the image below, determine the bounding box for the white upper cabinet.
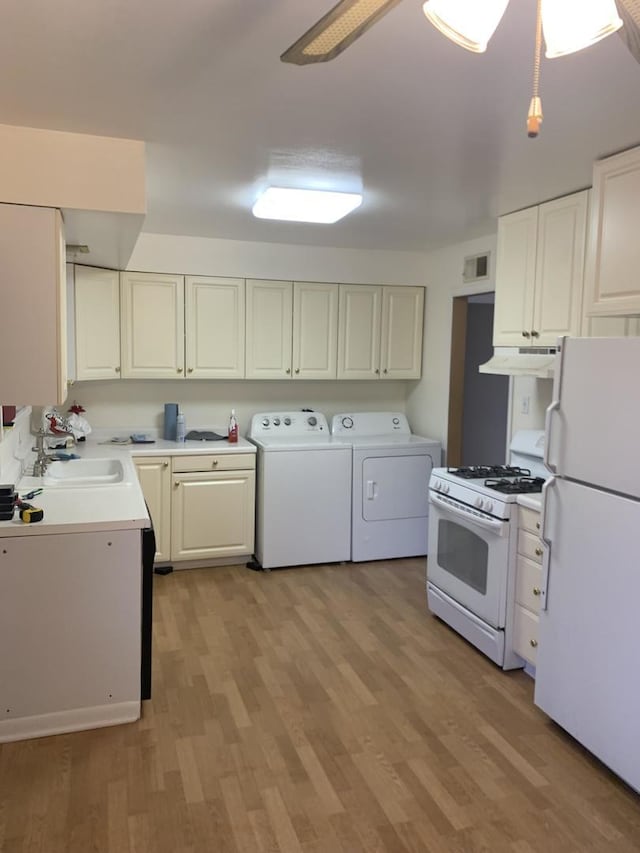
[380,286,424,378]
[494,192,588,347]
[0,203,67,405]
[338,285,423,379]
[185,276,245,379]
[245,279,293,379]
[73,265,121,380]
[584,146,640,317]
[120,272,185,379]
[338,285,382,379]
[292,282,338,379]
[582,315,640,337]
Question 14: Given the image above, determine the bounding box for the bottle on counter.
[228,409,238,443]
[176,409,186,443]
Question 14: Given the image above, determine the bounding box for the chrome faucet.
[32,429,53,477]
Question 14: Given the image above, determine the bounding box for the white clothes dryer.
[248,411,351,570]
[331,412,441,562]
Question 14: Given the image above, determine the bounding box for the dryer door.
[361,454,430,521]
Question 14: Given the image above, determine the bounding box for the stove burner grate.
[447,465,531,480]
[484,476,545,495]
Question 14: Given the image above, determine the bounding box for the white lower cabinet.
[132,456,172,562]
[512,505,542,666]
[171,454,255,562]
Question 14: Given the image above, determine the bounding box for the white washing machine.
[331,412,441,562]
[248,411,352,570]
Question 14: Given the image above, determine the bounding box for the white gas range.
[427,430,546,670]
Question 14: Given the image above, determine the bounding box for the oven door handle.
[429,492,506,535]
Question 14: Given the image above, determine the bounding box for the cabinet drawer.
[517,528,544,564]
[172,453,255,473]
[518,506,541,535]
[512,605,539,665]
[515,555,543,613]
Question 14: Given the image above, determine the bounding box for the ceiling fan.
[281,0,637,136]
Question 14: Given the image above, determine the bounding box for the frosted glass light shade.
[252,187,363,223]
[542,0,623,58]
[422,0,510,53]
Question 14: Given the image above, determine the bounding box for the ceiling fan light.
[541,0,623,58]
[252,187,363,224]
[422,0,510,53]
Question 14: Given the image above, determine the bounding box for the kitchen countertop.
[517,494,543,512]
[0,432,255,538]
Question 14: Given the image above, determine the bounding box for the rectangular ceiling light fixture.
[252,187,363,223]
[281,0,403,65]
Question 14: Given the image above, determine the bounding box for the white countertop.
[517,494,542,512]
[0,432,255,538]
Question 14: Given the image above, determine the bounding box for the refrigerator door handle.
[539,476,556,611]
[544,401,560,474]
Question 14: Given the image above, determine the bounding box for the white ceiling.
[1,0,640,252]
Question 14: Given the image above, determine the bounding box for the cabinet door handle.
[535,546,543,556]
[163,461,169,468]
[522,331,531,338]
[187,367,194,374]
[375,368,380,375]
[174,481,180,488]
[177,367,183,374]
[531,330,540,338]
[115,366,121,373]
[383,368,388,375]
[533,587,541,596]
[530,639,538,648]
[295,368,300,374]
[285,368,291,374]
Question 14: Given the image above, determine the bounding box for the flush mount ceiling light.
[252,187,363,223]
[281,0,625,137]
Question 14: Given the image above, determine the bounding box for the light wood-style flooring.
[1,559,639,852]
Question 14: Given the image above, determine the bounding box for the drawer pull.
[533,587,541,596]
[530,639,538,648]
[536,521,540,530]
[212,460,219,467]
[535,547,543,556]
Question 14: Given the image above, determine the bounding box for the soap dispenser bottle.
[176,409,186,443]
[228,409,238,443]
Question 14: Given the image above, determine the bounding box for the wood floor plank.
[1,559,639,852]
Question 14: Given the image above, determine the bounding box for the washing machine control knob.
[272,417,281,426]
[392,417,400,425]
[284,417,291,426]
[475,497,484,509]
[307,416,318,427]
[341,416,353,429]
[261,417,270,427]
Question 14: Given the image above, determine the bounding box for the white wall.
[509,376,553,436]
[406,235,498,451]
[0,407,32,484]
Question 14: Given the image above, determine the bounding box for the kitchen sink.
[43,458,126,487]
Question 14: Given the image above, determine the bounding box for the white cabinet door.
[493,207,539,346]
[0,204,67,405]
[171,470,256,561]
[292,282,338,379]
[245,280,293,379]
[74,265,121,380]
[133,456,171,563]
[337,285,382,379]
[380,286,424,379]
[533,191,588,346]
[120,272,185,379]
[185,276,245,379]
[582,315,640,337]
[584,145,640,317]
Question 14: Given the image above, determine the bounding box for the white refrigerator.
[535,336,640,793]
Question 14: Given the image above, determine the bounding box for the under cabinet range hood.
[479,348,556,378]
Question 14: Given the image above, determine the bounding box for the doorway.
[447,293,509,466]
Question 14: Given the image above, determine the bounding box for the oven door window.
[437,519,488,594]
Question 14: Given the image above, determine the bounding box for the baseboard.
[0,701,140,743]
[160,555,251,571]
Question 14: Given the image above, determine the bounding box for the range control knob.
[283,417,291,426]
[475,497,485,509]
[444,484,451,494]
[261,417,270,427]
[341,416,354,429]
[485,500,494,513]
[273,418,281,426]
[434,480,442,492]
[307,416,318,427]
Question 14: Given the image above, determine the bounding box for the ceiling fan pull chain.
[527,0,544,138]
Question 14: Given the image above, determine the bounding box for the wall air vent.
[463,252,490,283]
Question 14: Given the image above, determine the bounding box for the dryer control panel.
[330,412,411,436]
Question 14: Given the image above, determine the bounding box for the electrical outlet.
[521,395,530,415]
